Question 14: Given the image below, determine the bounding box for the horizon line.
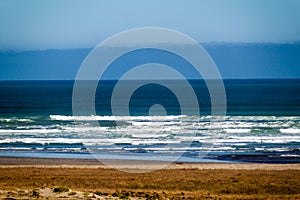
[1,41,300,53]
[0,78,300,82]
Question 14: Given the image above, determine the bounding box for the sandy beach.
[0,157,299,199]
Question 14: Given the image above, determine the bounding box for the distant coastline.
[1,42,300,80]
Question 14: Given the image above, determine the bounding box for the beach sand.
[0,157,299,199]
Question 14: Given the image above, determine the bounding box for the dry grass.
[0,167,299,199]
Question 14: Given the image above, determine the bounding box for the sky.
[0,0,300,79]
[0,0,300,51]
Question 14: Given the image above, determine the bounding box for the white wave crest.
[50,115,186,121]
[280,128,300,134]
[224,128,251,133]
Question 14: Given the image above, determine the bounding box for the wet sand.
[0,156,300,170]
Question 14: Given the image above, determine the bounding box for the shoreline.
[1,156,300,170]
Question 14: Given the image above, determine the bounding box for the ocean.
[0,79,299,163]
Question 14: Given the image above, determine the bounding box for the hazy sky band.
[0,0,300,50]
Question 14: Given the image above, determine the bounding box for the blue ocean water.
[0,79,299,163]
